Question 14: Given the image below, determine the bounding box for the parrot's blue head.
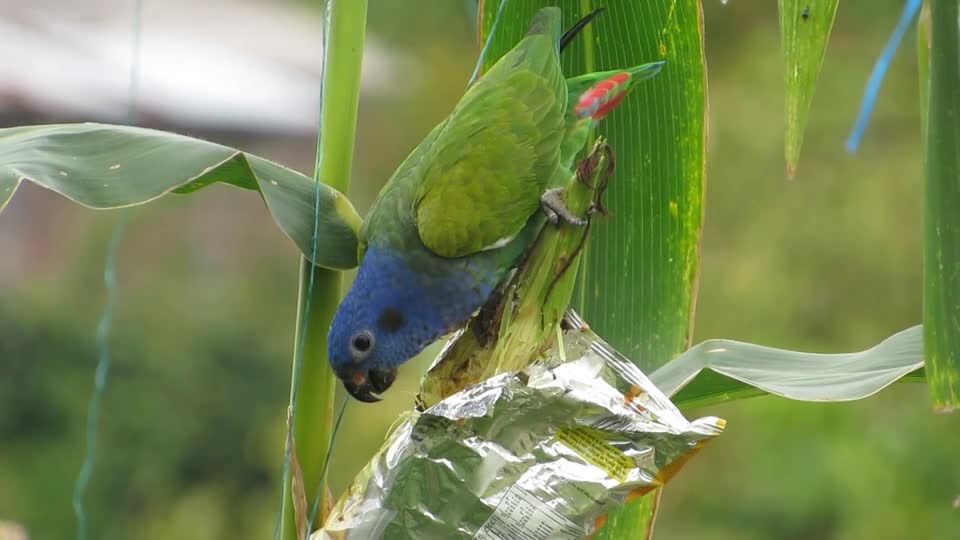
[328,246,497,403]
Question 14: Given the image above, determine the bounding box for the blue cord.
[468,0,509,88]
[72,216,129,540]
[845,0,922,153]
[279,0,504,535]
[305,399,349,539]
[286,1,502,533]
[72,1,142,539]
[464,0,480,39]
[271,1,331,538]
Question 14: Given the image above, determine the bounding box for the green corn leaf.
[0,123,361,270]
[652,326,926,411]
[478,1,706,537]
[778,0,840,178]
[922,0,960,413]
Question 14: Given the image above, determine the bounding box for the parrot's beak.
[339,366,397,403]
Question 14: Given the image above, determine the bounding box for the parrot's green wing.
[414,9,566,259]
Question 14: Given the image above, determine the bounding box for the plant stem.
[281,0,368,538]
[923,0,960,413]
[283,265,340,538]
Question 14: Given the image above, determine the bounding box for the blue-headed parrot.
[328,7,662,402]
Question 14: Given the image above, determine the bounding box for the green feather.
[361,8,661,268]
[412,7,566,258]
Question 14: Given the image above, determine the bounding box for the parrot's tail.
[559,8,606,52]
[573,62,665,121]
[525,7,563,42]
[526,6,605,53]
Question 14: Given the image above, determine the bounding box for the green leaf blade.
[572,0,706,376]
[778,0,840,178]
[0,123,361,270]
[653,326,926,410]
[923,0,960,413]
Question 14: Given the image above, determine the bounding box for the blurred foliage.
[1,0,959,539]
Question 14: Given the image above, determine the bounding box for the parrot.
[328,6,664,402]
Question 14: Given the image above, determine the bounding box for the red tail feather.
[574,72,631,121]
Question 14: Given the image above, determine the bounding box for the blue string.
[288,1,501,533]
[468,0,509,88]
[464,0,479,38]
[279,0,503,535]
[72,216,129,540]
[305,399,349,539]
[271,1,331,538]
[289,1,497,533]
[72,1,142,539]
[845,0,922,153]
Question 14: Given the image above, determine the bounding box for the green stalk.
[923,0,960,413]
[281,1,368,539]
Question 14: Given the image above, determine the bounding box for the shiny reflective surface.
[318,316,725,539]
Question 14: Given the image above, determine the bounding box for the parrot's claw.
[541,188,588,226]
[575,140,615,215]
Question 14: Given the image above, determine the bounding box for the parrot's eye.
[350,330,375,359]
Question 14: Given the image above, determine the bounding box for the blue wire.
[845,0,922,153]
[305,399,349,539]
[72,1,142,539]
[72,216,129,540]
[290,1,495,534]
[464,0,479,38]
[271,1,331,538]
[280,0,503,535]
[468,0,509,88]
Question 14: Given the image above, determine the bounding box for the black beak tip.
[336,367,397,403]
[369,366,398,394]
[342,379,382,403]
[343,383,382,403]
[339,366,398,403]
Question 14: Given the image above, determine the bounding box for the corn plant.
[0,0,953,538]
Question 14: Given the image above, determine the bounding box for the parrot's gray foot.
[541,188,588,226]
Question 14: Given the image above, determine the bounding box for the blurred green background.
[1,1,958,539]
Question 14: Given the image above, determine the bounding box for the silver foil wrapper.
[318,315,725,539]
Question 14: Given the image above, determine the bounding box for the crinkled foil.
[317,314,725,540]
